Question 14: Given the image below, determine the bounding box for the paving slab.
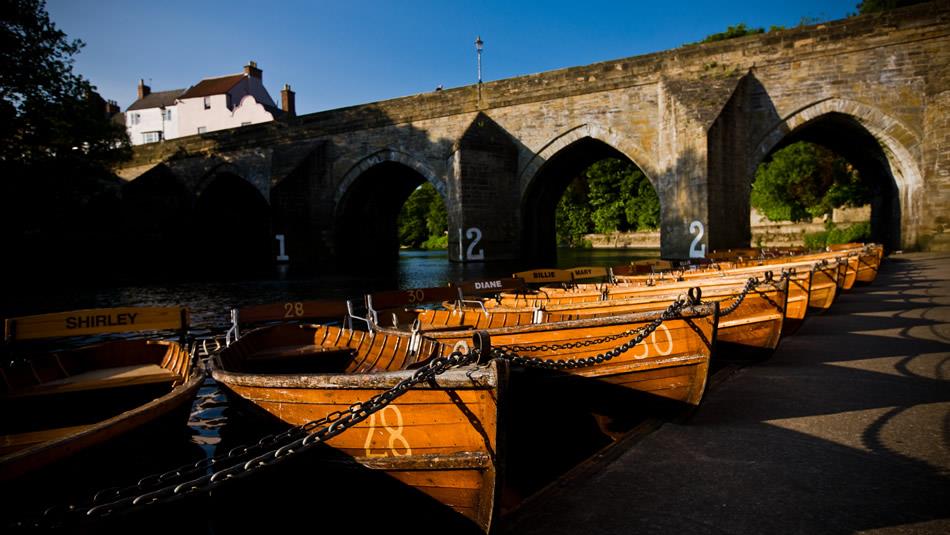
[503,252,950,535]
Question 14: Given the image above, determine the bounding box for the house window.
[203,97,211,109]
[142,131,163,143]
[197,126,207,134]
[162,108,172,121]
[131,112,141,125]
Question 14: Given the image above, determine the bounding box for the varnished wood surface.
[212,324,505,532]
[0,338,201,480]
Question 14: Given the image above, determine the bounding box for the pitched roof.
[178,74,246,99]
[127,89,185,111]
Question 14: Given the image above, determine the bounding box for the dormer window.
[203,97,211,109]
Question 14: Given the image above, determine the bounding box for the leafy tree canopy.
[751,141,872,222]
[556,158,659,246]
[397,182,447,249]
[1,0,129,169]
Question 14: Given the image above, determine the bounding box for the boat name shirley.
[65,312,139,329]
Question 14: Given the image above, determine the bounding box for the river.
[1,248,659,533]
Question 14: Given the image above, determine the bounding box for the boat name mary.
[65,312,139,330]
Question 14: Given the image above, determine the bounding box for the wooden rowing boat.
[363,282,718,407]
[1,307,203,481]
[417,302,718,407]
[446,269,785,357]
[210,301,505,533]
[829,243,882,283]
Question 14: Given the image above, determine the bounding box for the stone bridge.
[117,2,950,267]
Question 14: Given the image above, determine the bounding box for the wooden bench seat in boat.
[5,364,177,399]
[244,344,354,374]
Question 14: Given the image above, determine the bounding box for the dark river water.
[1,248,659,533]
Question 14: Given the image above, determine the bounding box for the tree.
[397,182,448,249]
[1,0,131,279]
[751,141,871,222]
[555,177,592,246]
[1,0,129,168]
[555,158,660,246]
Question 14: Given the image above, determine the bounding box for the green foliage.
[700,23,765,44]
[804,222,871,249]
[397,182,448,249]
[555,177,593,247]
[751,142,870,222]
[1,0,130,168]
[420,233,448,250]
[856,0,929,15]
[626,173,661,231]
[555,158,660,246]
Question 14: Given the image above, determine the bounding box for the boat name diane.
[65,312,139,329]
[473,280,505,290]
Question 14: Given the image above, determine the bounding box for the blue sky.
[47,0,859,115]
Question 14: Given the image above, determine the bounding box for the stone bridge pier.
[117,2,950,269]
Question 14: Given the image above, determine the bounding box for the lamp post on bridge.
[475,35,483,105]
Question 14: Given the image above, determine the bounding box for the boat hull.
[212,357,505,533]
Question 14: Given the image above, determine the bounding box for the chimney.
[244,60,262,80]
[281,84,296,117]
[137,79,150,100]
[105,99,121,117]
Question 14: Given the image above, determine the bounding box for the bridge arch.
[193,171,272,272]
[752,98,923,250]
[519,124,657,199]
[333,152,446,264]
[120,165,193,270]
[195,161,270,200]
[520,129,661,263]
[335,149,445,205]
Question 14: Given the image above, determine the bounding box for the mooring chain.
[718,276,760,317]
[752,270,791,313]
[490,296,697,370]
[715,269,792,317]
[16,349,479,531]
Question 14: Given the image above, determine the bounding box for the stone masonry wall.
[119,2,950,262]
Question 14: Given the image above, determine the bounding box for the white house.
[125,82,183,145]
[125,61,295,145]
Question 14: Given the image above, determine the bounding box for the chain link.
[718,276,760,317]
[713,270,792,318]
[15,269,794,530]
[14,349,479,531]
[490,295,699,370]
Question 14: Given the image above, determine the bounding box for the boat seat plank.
[6,364,177,398]
[245,344,354,374]
[249,344,353,362]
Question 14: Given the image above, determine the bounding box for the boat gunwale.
[210,362,498,389]
[406,303,717,339]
